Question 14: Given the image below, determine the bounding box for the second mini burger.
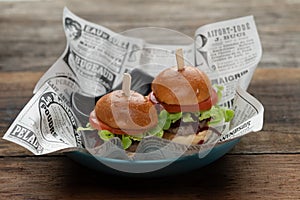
[149,49,234,145]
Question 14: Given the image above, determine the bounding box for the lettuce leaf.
[121,135,132,150]
[199,105,234,125]
[98,130,132,149]
[77,123,95,131]
[182,113,196,122]
[98,130,114,141]
[159,110,182,130]
[95,123,164,149]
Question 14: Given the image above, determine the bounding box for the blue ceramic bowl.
[67,138,240,177]
[69,69,240,177]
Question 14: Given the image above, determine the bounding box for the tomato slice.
[89,110,144,135]
[149,89,218,113]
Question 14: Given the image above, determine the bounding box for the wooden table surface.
[1,0,299,199]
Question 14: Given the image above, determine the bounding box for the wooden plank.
[0,0,299,72]
[0,155,299,199]
[0,72,43,156]
[0,1,298,199]
[231,68,300,153]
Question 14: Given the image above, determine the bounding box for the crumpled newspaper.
[3,8,264,161]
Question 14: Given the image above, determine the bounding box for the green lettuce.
[159,110,182,130]
[77,123,95,131]
[98,130,114,141]
[96,124,164,149]
[199,105,234,125]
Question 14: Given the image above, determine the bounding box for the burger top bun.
[95,90,158,131]
[151,66,212,105]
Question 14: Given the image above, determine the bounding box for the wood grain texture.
[0,1,300,199]
[0,0,299,72]
[0,155,299,200]
[232,68,300,154]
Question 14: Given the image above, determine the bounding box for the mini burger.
[149,49,234,145]
[88,74,162,151]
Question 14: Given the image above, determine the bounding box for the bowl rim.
[68,138,240,164]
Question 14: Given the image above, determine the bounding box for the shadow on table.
[63,155,236,198]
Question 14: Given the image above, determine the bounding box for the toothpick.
[176,48,184,71]
[122,73,131,97]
